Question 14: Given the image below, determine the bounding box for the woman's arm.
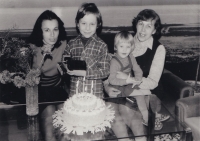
[139,45,166,90]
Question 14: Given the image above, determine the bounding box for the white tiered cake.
[62,92,107,127]
[53,80,115,136]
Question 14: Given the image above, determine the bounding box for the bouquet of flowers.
[0,33,41,88]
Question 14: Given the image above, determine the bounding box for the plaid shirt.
[64,34,111,98]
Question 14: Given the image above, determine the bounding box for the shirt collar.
[133,35,153,50]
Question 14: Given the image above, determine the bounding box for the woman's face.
[42,19,59,45]
[135,19,156,42]
[78,14,98,38]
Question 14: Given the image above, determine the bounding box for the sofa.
[176,95,200,141]
[152,69,194,115]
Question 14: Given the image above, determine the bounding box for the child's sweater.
[109,53,143,86]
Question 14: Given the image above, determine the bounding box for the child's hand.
[116,71,128,79]
[67,70,86,76]
[107,87,121,97]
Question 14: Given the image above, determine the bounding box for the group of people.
[29,2,168,141]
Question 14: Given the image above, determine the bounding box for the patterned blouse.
[65,34,111,98]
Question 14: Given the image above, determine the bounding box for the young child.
[65,3,111,98]
[108,31,148,126]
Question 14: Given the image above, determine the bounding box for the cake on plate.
[53,88,115,135]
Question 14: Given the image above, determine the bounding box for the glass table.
[0,95,192,141]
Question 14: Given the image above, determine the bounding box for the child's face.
[41,19,59,45]
[78,14,98,38]
[135,19,156,42]
[116,42,132,58]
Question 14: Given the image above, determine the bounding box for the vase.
[27,116,39,141]
[25,86,39,116]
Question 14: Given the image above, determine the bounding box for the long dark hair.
[28,10,66,47]
[132,9,162,40]
[75,3,103,35]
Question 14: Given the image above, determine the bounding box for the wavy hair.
[132,9,162,40]
[28,10,66,47]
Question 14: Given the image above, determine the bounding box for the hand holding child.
[126,74,142,88]
[126,74,135,84]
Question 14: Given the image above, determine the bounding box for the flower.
[1,37,33,73]
[0,70,12,84]
[41,45,53,55]
[0,34,41,88]
[25,69,41,87]
[39,45,53,70]
[13,75,26,88]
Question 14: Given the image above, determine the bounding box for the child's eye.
[54,28,59,31]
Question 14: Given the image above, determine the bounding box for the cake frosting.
[63,92,107,127]
[53,92,115,136]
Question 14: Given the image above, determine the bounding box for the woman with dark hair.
[104,9,169,141]
[29,10,68,102]
[29,10,68,140]
[29,10,66,48]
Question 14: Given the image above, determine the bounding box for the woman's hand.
[116,71,128,79]
[67,70,86,76]
[126,74,134,84]
[107,87,121,97]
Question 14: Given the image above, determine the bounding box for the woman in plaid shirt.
[65,3,111,98]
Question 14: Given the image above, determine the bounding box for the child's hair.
[75,3,102,34]
[132,9,162,40]
[114,31,134,51]
[29,10,66,47]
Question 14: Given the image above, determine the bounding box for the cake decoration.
[52,79,115,135]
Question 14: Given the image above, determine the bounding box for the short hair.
[75,3,102,34]
[28,10,66,47]
[114,31,134,51]
[132,9,162,40]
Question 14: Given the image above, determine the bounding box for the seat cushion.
[185,117,200,141]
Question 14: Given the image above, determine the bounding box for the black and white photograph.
[0,0,199,141]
